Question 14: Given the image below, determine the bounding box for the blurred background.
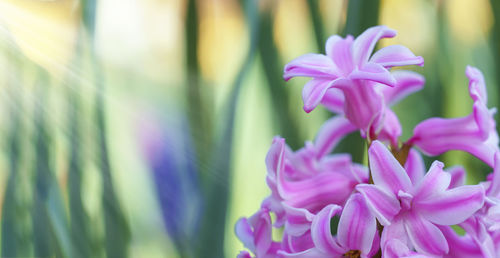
[0,0,498,257]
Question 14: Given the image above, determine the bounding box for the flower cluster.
[235,25,500,257]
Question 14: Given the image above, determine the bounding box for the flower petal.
[439,226,484,258]
[377,109,402,147]
[282,203,315,236]
[302,79,331,113]
[445,166,466,189]
[237,251,252,258]
[337,194,377,255]
[235,218,256,252]
[466,65,487,103]
[339,80,385,133]
[249,210,273,257]
[408,68,499,167]
[302,78,351,113]
[290,142,319,177]
[282,231,315,254]
[318,154,352,174]
[351,164,370,184]
[473,102,493,140]
[412,161,450,202]
[283,54,338,81]
[404,213,449,255]
[314,116,356,158]
[352,25,397,65]
[380,218,409,250]
[487,152,500,197]
[409,115,473,150]
[325,35,354,74]
[381,71,425,106]
[383,239,412,258]
[278,248,330,258]
[367,230,381,257]
[350,62,396,87]
[356,184,400,226]
[404,149,425,185]
[370,45,424,68]
[278,169,356,212]
[265,137,286,182]
[409,108,498,167]
[487,205,500,231]
[320,88,345,114]
[311,204,344,254]
[262,195,286,227]
[416,185,485,225]
[459,217,496,258]
[368,140,412,194]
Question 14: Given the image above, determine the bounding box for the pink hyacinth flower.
[384,239,435,258]
[451,152,500,258]
[263,117,368,226]
[356,141,485,255]
[408,66,499,167]
[281,230,315,255]
[283,25,423,135]
[278,194,379,258]
[262,116,359,227]
[321,70,425,145]
[440,225,488,258]
[235,208,281,258]
[404,148,466,189]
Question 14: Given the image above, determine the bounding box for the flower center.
[398,190,413,211]
[343,250,361,258]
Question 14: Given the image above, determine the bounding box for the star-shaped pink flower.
[356,141,485,255]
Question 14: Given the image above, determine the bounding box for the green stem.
[196,1,259,257]
[1,51,25,258]
[67,35,92,257]
[32,70,56,257]
[259,8,302,149]
[307,0,325,52]
[93,58,130,258]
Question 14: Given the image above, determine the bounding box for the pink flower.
[235,208,281,258]
[283,25,423,135]
[305,70,425,146]
[404,148,466,189]
[278,194,379,258]
[275,119,367,214]
[449,152,500,258]
[440,226,487,258]
[356,141,485,255]
[383,239,435,258]
[262,117,365,227]
[408,66,499,167]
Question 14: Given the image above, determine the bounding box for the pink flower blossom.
[235,208,281,258]
[262,117,366,227]
[447,152,500,258]
[279,194,379,258]
[307,70,425,145]
[356,141,485,255]
[283,25,423,136]
[408,66,499,167]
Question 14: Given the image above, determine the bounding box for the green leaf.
[1,51,26,257]
[195,1,259,257]
[258,8,302,149]
[93,57,131,258]
[31,68,73,258]
[343,0,380,36]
